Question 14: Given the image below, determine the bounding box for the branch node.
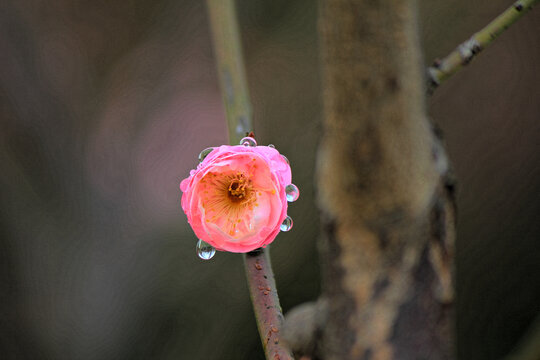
[427,0,540,93]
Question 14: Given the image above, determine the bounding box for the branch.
[244,250,295,360]
[206,0,253,145]
[427,0,540,93]
[317,0,454,358]
[205,1,293,359]
[504,313,540,360]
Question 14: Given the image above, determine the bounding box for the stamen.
[201,170,257,237]
[227,174,251,202]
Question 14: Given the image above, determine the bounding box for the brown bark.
[285,0,455,359]
[244,249,294,360]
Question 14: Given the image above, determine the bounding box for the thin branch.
[205,1,294,359]
[427,0,540,93]
[503,313,540,360]
[244,249,294,360]
[206,0,253,145]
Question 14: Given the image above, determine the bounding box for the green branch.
[205,1,293,359]
[206,0,253,145]
[427,0,540,92]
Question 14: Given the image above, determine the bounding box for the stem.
[205,1,293,359]
[206,0,253,145]
[244,249,294,360]
[427,0,540,92]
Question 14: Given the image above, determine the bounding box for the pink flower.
[180,144,295,253]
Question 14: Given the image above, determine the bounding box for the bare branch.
[244,249,294,360]
[206,0,253,144]
[317,0,455,358]
[428,0,540,92]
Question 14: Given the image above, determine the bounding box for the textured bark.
[311,0,455,359]
[244,249,294,360]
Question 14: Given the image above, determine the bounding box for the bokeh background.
[1,0,538,359]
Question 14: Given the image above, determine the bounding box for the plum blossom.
[180,143,296,253]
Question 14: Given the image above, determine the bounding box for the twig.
[205,1,293,359]
[503,313,540,360]
[427,0,540,93]
[206,0,253,145]
[245,249,294,360]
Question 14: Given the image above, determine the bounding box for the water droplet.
[268,144,275,148]
[280,216,293,232]
[281,155,289,164]
[240,137,257,147]
[196,239,216,260]
[285,184,299,202]
[198,147,214,162]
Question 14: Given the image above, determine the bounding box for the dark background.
[1,0,538,359]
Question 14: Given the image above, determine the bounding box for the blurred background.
[0,0,538,359]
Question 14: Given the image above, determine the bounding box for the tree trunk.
[285,1,455,359]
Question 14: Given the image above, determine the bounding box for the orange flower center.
[200,171,258,237]
[228,174,251,202]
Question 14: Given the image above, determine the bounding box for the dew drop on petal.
[268,144,275,148]
[198,147,214,163]
[196,239,216,260]
[240,137,257,147]
[281,155,289,164]
[280,216,293,232]
[285,184,299,202]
